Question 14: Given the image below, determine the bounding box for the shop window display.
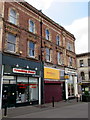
[16,77,28,103]
[29,77,38,101]
[16,77,39,103]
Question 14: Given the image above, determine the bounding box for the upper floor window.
[45,29,50,40]
[80,60,84,67]
[57,52,62,65]
[46,48,51,62]
[88,59,90,66]
[29,20,35,33]
[81,72,85,80]
[6,33,16,52]
[56,35,60,46]
[67,42,73,51]
[28,41,35,57]
[9,9,17,25]
[69,57,73,66]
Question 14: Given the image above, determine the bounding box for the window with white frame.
[28,41,35,57]
[29,20,35,33]
[6,33,16,52]
[46,48,51,62]
[56,35,60,46]
[9,9,17,25]
[45,29,50,40]
[57,52,62,64]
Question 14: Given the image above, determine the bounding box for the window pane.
[56,36,60,45]
[46,48,49,55]
[7,34,16,52]
[10,9,16,17]
[29,42,35,50]
[8,34,16,43]
[16,77,28,103]
[7,43,15,52]
[46,29,49,40]
[29,77,38,101]
[30,21,34,33]
[9,9,17,24]
[80,60,84,67]
[46,48,50,61]
[29,41,35,57]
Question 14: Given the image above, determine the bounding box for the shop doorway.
[2,84,16,108]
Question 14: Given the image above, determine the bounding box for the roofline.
[19,1,75,40]
[76,52,90,57]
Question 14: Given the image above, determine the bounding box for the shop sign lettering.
[13,68,36,75]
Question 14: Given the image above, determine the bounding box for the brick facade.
[0,2,76,69]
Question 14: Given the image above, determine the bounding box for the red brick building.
[0,1,78,108]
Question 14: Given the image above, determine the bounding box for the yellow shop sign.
[44,67,60,80]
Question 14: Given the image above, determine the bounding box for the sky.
[25,0,88,54]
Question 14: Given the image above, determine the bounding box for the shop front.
[44,67,64,103]
[65,68,78,100]
[2,54,43,108]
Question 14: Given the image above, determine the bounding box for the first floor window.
[69,57,72,66]
[81,72,85,80]
[46,48,51,61]
[57,52,62,64]
[80,60,84,67]
[28,41,35,57]
[7,33,16,52]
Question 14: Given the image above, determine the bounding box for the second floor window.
[56,35,60,46]
[67,42,73,51]
[80,60,84,67]
[46,48,51,62]
[9,9,17,25]
[29,20,35,33]
[28,41,35,57]
[7,33,16,52]
[45,29,50,40]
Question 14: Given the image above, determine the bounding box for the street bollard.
[52,96,54,107]
[76,96,78,102]
[4,103,7,116]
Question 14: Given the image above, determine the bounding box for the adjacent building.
[76,52,90,94]
[0,1,78,109]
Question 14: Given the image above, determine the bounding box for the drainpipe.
[39,19,44,105]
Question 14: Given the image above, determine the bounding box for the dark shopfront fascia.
[2,55,43,108]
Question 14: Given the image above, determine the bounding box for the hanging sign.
[13,68,36,75]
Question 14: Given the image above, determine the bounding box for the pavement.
[1,99,88,119]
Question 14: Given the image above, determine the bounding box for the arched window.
[81,72,85,80]
[56,35,60,46]
[9,9,17,25]
[29,20,35,33]
[45,29,50,40]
